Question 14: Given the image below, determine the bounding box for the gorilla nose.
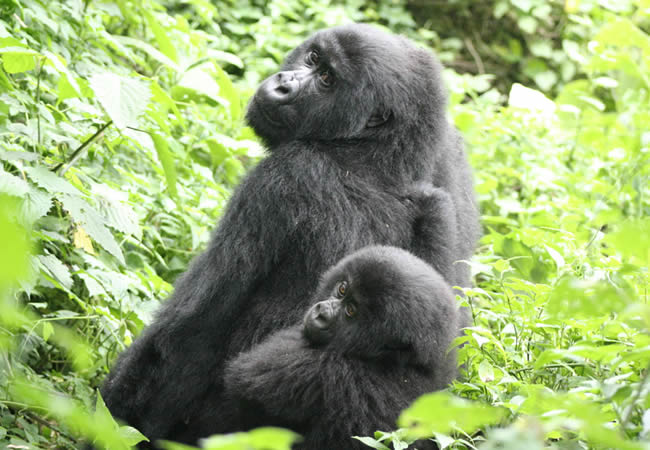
[312,303,331,324]
[267,71,300,104]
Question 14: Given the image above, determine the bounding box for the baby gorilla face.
[303,279,358,345]
[303,298,341,345]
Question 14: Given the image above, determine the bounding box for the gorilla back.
[101,24,479,446]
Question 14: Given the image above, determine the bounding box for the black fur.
[223,246,461,450]
[100,24,479,447]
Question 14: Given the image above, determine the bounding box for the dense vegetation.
[0,0,648,449]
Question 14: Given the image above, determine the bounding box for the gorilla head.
[246,24,448,146]
[303,246,460,370]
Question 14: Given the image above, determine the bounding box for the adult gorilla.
[101,24,479,446]
[223,246,462,450]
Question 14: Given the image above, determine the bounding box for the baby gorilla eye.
[306,50,320,66]
[336,281,348,298]
[319,70,333,86]
[344,302,357,318]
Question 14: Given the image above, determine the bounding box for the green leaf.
[116,35,180,71]
[144,11,178,63]
[78,273,106,297]
[61,195,125,264]
[352,436,391,449]
[151,133,178,199]
[0,168,30,197]
[517,16,538,34]
[41,322,53,341]
[172,65,227,107]
[119,425,149,446]
[0,196,31,286]
[398,392,507,437]
[0,37,39,73]
[23,166,80,195]
[605,218,650,265]
[196,427,301,450]
[547,277,635,318]
[206,49,243,68]
[38,253,73,289]
[213,63,241,121]
[88,73,151,129]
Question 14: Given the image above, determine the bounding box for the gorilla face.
[246,24,446,146]
[303,246,458,368]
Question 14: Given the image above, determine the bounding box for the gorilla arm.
[224,328,323,426]
[406,183,458,286]
[223,328,429,441]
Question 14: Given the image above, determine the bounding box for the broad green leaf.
[61,195,125,264]
[119,425,149,446]
[0,196,31,286]
[23,166,80,195]
[352,436,391,449]
[197,427,300,450]
[0,168,29,197]
[172,65,227,107]
[547,277,635,318]
[38,253,73,289]
[605,218,650,265]
[0,37,38,73]
[88,73,151,129]
[398,392,507,436]
[78,273,106,297]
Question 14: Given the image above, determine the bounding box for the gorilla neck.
[315,134,437,183]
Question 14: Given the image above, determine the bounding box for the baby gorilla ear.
[366,108,392,128]
[303,299,342,345]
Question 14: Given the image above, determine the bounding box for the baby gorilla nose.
[303,299,341,345]
[312,301,332,322]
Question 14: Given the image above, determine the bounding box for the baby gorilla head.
[303,246,461,370]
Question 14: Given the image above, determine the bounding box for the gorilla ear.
[366,109,392,128]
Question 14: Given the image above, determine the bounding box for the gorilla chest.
[312,184,414,252]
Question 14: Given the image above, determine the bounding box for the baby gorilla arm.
[224,328,323,427]
[406,183,459,286]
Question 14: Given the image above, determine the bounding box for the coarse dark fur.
[100,24,479,447]
[223,246,460,450]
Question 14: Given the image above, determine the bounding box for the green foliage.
[160,427,300,450]
[0,0,648,449]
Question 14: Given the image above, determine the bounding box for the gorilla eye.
[344,302,357,318]
[319,70,333,87]
[306,50,320,66]
[336,281,348,298]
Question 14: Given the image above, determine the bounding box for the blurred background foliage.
[0,0,648,448]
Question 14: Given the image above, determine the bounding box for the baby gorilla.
[223,246,462,450]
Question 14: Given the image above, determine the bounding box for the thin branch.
[35,57,44,147]
[54,121,112,174]
[464,37,485,74]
